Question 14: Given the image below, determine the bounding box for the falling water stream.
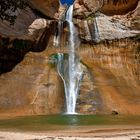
[53,5,84,114]
[65,5,84,114]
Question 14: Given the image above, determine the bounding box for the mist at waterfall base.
[53,5,84,114]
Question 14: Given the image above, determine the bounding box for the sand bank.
[0,126,140,140]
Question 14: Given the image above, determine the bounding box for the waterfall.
[65,5,83,114]
[53,4,84,114]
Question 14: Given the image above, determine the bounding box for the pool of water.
[0,115,139,131]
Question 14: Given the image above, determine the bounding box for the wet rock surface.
[76,68,103,114]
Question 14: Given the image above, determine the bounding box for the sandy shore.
[0,126,140,140]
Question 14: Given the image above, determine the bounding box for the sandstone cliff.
[0,0,140,116]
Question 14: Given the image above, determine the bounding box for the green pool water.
[0,115,140,131]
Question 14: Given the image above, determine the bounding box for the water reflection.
[0,114,140,131]
[67,115,79,125]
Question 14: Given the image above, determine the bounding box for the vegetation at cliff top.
[0,0,28,24]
